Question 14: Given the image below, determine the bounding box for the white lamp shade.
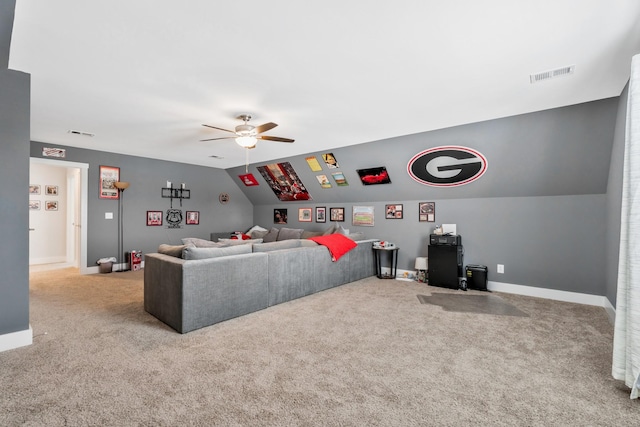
[236,136,257,148]
[415,257,428,270]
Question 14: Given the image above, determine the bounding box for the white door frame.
[30,158,89,274]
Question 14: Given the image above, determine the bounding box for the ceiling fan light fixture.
[236,136,257,148]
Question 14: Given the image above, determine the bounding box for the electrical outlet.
[105,212,113,219]
[497,264,504,274]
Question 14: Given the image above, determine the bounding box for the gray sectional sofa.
[144,237,378,333]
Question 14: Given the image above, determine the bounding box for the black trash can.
[465,264,488,291]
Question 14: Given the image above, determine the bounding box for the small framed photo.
[274,209,288,224]
[45,200,58,211]
[298,208,313,222]
[45,185,58,196]
[330,207,345,222]
[147,211,163,226]
[99,165,120,199]
[316,207,326,223]
[186,211,200,225]
[385,204,403,219]
[419,202,435,222]
[29,185,41,195]
[29,200,41,210]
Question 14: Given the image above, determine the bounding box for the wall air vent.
[67,129,95,137]
[530,65,575,83]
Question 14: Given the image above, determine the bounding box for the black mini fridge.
[465,264,488,291]
[428,244,463,289]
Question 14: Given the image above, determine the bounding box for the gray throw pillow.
[262,227,280,243]
[182,244,252,260]
[301,230,322,239]
[322,224,337,235]
[251,229,269,239]
[277,227,304,241]
[158,244,187,258]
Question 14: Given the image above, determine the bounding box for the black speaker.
[428,244,463,289]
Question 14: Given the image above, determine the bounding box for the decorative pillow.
[218,238,264,245]
[335,225,350,235]
[277,227,304,241]
[182,244,252,260]
[246,225,268,237]
[158,244,188,258]
[251,229,269,239]
[262,227,280,243]
[322,223,337,235]
[181,237,228,248]
[302,230,323,239]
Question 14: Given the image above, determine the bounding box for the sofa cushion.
[251,229,269,239]
[246,225,268,237]
[301,230,323,239]
[218,238,264,245]
[262,227,280,243]
[347,232,366,241]
[158,244,188,258]
[252,240,302,252]
[277,227,304,241]
[182,244,253,260]
[181,237,228,248]
[322,223,337,235]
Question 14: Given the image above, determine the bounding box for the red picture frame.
[186,211,200,225]
[147,211,163,226]
[99,165,120,199]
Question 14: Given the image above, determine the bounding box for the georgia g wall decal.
[407,146,488,187]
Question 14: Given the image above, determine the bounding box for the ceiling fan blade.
[200,136,236,142]
[259,135,295,143]
[254,122,278,134]
[202,124,236,134]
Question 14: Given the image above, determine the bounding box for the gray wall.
[1,0,30,335]
[231,99,619,297]
[30,142,254,267]
[605,82,629,306]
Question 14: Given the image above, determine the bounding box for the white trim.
[29,255,66,265]
[603,298,616,325]
[488,280,609,307]
[0,326,32,353]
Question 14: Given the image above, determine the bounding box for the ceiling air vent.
[67,129,95,137]
[530,65,575,83]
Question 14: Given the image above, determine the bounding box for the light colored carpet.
[417,293,530,317]
[0,268,637,426]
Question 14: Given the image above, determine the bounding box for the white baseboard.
[84,261,145,275]
[0,326,32,353]
[488,280,611,308]
[29,256,66,265]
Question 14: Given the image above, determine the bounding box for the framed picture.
[147,211,163,226]
[419,202,436,222]
[274,209,288,224]
[316,207,326,223]
[99,165,120,199]
[316,174,332,188]
[298,208,313,222]
[330,207,345,222]
[353,206,375,226]
[385,204,403,219]
[29,200,41,210]
[356,166,391,185]
[186,211,200,225]
[45,185,58,196]
[45,200,58,211]
[322,152,339,169]
[29,185,40,195]
[331,172,348,186]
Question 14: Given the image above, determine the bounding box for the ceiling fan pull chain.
[245,148,249,174]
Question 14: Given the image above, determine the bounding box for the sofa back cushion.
[158,244,189,258]
[262,227,280,243]
[218,238,264,245]
[183,244,252,260]
[277,227,304,241]
[252,240,302,252]
[182,237,229,248]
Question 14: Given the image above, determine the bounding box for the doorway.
[29,158,88,273]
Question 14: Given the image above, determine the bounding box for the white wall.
[29,163,67,264]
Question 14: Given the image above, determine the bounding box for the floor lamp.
[114,181,130,272]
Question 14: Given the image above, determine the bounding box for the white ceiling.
[9,1,640,169]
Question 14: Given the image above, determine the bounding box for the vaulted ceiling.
[9,1,640,168]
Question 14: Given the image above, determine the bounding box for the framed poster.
[298,208,312,222]
[331,172,348,186]
[186,211,200,225]
[45,200,58,211]
[419,202,435,222]
[29,185,41,195]
[29,200,41,210]
[316,207,326,223]
[99,165,120,199]
[330,207,345,222]
[356,166,391,185]
[147,211,163,226]
[352,206,374,226]
[274,209,288,224]
[385,204,403,219]
[316,174,332,188]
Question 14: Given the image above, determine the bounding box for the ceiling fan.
[201,114,294,149]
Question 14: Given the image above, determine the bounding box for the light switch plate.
[105,212,113,219]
